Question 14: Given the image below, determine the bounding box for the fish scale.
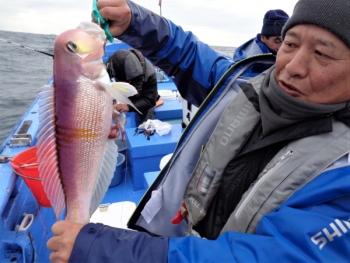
[58,82,111,222]
[37,22,119,223]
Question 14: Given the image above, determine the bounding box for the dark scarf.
[259,66,348,136]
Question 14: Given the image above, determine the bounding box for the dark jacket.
[106,49,158,120]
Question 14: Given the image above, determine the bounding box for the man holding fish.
[36,20,142,225]
[47,0,350,262]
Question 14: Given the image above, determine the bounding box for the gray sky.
[0,0,299,47]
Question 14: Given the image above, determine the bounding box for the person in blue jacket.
[233,9,290,63]
[233,9,289,78]
[47,0,350,262]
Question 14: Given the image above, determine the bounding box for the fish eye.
[66,41,78,53]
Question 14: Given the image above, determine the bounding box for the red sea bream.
[36,22,127,223]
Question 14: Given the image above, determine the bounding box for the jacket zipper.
[234,150,294,219]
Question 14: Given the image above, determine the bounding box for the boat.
[0,41,183,263]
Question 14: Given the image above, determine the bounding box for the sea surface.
[0,30,235,146]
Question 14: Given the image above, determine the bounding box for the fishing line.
[119,146,129,224]
[14,180,49,241]
[0,38,54,58]
[36,205,50,242]
[22,72,50,79]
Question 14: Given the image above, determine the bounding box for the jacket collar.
[239,82,335,154]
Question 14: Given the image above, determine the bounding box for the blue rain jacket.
[233,34,272,62]
[232,34,275,78]
[70,166,350,263]
[69,1,350,262]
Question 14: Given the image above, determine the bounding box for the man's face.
[275,24,350,104]
[261,35,282,54]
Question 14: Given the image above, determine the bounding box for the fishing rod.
[0,38,54,58]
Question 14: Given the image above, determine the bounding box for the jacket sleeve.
[128,68,158,113]
[168,199,350,263]
[68,223,169,263]
[118,1,233,107]
[167,166,350,263]
[69,167,349,263]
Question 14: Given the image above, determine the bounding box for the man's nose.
[285,49,309,78]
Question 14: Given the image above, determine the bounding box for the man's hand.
[94,0,132,37]
[109,123,121,138]
[116,104,130,113]
[47,221,84,263]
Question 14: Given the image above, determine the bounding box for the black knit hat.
[282,0,350,49]
[261,9,289,36]
[105,49,143,81]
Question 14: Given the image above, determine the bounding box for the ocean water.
[0,30,235,146]
[0,30,55,146]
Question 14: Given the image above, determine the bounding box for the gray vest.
[183,73,350,234]
[133,58,349,238]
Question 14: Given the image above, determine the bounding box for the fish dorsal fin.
[89,138,119,217]
[96,81,143,115]
[36,84,66,220]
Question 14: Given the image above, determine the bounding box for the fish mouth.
[278,80,304,96]
[76,52,102,63]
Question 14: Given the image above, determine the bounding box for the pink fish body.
[36,22,118,223]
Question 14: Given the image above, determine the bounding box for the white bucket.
[159,153,173,170]
[109,153,125,187]
[90,201,136,229]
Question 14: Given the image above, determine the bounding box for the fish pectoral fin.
[97,81,143,115]
[111,82,138,97]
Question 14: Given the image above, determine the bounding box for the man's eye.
[315,50,324,56]
[284,42,294,48]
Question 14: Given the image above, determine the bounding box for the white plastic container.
[109,153,125,187]
[159,153,173,170]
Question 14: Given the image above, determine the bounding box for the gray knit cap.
[282,0,350,49]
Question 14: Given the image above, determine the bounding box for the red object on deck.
[10,146,51,207]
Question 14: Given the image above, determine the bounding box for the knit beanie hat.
[261,9,289,36]
[282,0,350,49]
[105,49,143,81]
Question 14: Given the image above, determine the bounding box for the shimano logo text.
[311,218,350,250]
[220,103,252,146]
